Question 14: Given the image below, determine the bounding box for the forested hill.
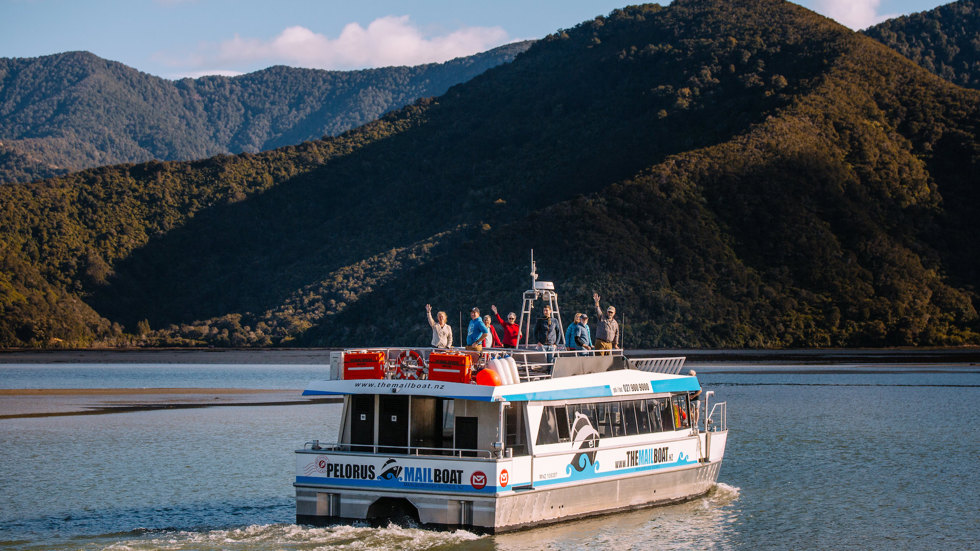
[0,42,532,185]
[864,0,979,89]
[1,0,978,349]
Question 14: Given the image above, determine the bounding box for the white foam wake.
[100,522,484,550]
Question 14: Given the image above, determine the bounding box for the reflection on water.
[489,483,741,551]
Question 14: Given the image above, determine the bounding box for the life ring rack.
[395,349,426,380]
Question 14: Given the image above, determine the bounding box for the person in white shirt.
[425,304,452,348]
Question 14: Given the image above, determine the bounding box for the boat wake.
[707,482,741,503]
[97,522,484,550]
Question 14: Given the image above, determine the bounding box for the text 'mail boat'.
[294,258,729,532]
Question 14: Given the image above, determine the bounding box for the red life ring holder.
[395,350,425,379]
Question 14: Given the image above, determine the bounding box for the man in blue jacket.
[466,307,490,351]
[574,313,593,355]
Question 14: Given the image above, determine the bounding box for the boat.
[294,258,729,532]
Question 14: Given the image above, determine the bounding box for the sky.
[0,0,954,79]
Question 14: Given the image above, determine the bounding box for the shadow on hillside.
[86,14,810,330]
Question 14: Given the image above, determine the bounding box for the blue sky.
[0,0,952,79]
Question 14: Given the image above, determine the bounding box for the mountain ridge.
[0,42,532,184]
[864,0,979,90]
[1,0,978,348]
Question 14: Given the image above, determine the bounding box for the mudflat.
[0,348,335,364]
[0,388,335,419]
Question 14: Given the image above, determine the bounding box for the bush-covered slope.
[1,0,978,348]
[865,0,980,89]
[0,42,532,184]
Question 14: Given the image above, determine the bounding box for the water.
[0,363,327,390]
[1,357,978,550]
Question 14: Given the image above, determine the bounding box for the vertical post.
[498,401,506,458]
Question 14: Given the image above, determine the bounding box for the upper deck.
[302,348,700,403]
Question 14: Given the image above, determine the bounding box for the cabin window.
[612,402,627,437]
[622,400,640,436]
[597,402,625,438]
[535,394,691,447]
[657,397,675,431]
[593,402,611,438]
[554,406,570,441]
[566,403,599,435]
[672,394,691,429]
[442,399,455,444]
[636,399,652,434]
[536,406,570,445]
[504,404,528,456]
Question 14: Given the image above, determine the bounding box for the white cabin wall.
[455,400,502,453]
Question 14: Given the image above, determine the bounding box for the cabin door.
[350,395,375,452]
[455,416,478,457]
[378,395,409,453]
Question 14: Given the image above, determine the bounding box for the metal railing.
[705,401,727,432]
[628,356,686,375]
[300,440,494,458]
[334,346,634,384]
[333,347,694,385]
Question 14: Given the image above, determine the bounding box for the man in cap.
[465,307,490,351]
[593,292,620,355]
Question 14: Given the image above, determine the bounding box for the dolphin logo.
[378,458,403,481]
[569,412,599,472]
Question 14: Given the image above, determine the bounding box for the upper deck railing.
[328,346,688,384]
[627,356,687,375]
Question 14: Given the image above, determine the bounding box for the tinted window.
[622,400,640,436]
[646,399,662,432]
[536,407,560,445]
[505,404,528,456]
[554,406,570,441]
[672,394,691,429]
[658,398,675,431]
[636,399,652,434]
[607,402,625,437]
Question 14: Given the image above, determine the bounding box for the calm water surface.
[0,363,326,389]
[1,359,978,550]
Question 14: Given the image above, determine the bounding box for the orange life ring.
[395,350,424,379]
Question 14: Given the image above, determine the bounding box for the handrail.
[705,401,727,432]
[301,440,495,459]
[335,346,634,383]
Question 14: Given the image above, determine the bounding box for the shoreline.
[1,347,979,365]
[0,348,337,364]
[0,387,288,396]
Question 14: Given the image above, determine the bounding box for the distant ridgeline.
[0,41,533,185]
[1,0,978,349]
[864,0,979,90]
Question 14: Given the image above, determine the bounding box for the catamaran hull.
[295,455,724,533]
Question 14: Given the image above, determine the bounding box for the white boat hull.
[295,431,726,532]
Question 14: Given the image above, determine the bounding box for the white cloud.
[166,15,511,75]
[811,0,898,29]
